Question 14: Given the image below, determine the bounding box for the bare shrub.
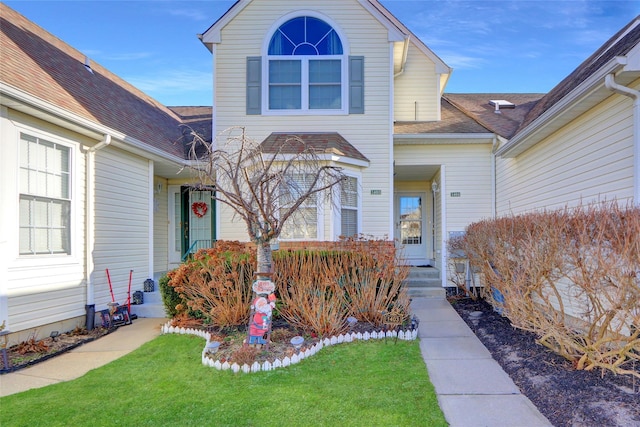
[273,236,410,335]
[167,241,255,327]
[169,238,411,337]
[462,202,640,378]
[337,236,410,327]
[274,249,349,337]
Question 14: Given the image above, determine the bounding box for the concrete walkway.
[0,318,165,397]
[2,301,552,426]
[411,297,552,427]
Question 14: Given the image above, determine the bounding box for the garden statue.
[247,279,276,347]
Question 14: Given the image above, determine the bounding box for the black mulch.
[450,297,639,427]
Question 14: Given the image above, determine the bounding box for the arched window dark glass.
[267,16,344,111]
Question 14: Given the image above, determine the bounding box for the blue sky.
[5,1,640,106]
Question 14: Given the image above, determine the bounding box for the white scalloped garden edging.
[161,322,418,374]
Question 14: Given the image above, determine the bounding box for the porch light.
[431,182,439,193]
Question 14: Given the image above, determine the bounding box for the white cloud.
[166,8,209,22]
[125,69,213,95]
[438,51,486,70]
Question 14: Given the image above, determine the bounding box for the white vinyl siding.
[92,147,150,309]
[215,0,393,241]
[3,112,86,334]
[394,142,494,231]
[394,43,440,121]
[341,175,359,237]
[496,89,636,214]
[494,82,638,321]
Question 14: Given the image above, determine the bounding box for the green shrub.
[159,273,182,318]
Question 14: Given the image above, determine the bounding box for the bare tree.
[184,126,346,279]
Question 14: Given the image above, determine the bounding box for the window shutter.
[349,56,364,114]
[246,57,262,115]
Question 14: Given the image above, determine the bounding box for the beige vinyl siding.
[92,146,149,309]
[496,91,635,214]
[3,110,87,334]
[153,176,169,276]
[214,0,393,241]
[394,43,439,121]
[395,142,494,231]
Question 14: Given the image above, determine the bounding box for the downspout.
[85,134,111,327]
[393,36,410,78]
[604,74,640,206]
[440,165,447,288]
[491,135,498,218]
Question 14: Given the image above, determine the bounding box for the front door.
[169,186,215,264]
[395,193,428,263]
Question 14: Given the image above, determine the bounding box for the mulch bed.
[1,327,111,374]
[451,297,640,427]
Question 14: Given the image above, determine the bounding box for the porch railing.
[181,239,214,262]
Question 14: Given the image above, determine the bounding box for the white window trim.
[13,125,81,267]
[279,193,322,241]
[334,172,362,240]
[261,11,350,116]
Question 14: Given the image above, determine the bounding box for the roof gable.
[199,0,451,74]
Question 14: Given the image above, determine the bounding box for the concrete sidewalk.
[0,318,165,397]
[1,300,552,427]
[411,297,552,427]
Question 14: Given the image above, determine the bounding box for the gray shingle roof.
[395,98,492,135]
[444,94,544,138]
[260,132,369,163]
[515,16,640,135]
[1,3,194,159]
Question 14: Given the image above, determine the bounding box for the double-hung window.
[268,16,344,112]
[19,133,71,255]
[341,176,359,237]
[280,174,318,240]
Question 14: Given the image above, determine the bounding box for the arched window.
[267,16,344,111]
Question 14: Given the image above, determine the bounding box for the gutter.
[85,135,111,316]
[605,74,640,206]
[496,57,626,158]
[394,36,410,78]
[1,83,188,166]
[491,135,499,218]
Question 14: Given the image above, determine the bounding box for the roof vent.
[489,99,515,114]
[83,56,94,74]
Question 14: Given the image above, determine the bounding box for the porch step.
[130,288,167,318]
[405,267,445,298]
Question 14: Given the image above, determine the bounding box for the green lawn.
[0,335,447,427]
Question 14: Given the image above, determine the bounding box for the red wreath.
[191,201,208,218]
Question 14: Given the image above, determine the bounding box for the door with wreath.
[168,186,216,264]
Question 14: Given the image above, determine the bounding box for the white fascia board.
[259,152,369,168]
[410,41,451,74]
[360,0,450,74]
[358,0,406,42]
[496,57,627,158]
[201,0,252,45]
[0,83,187,167]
